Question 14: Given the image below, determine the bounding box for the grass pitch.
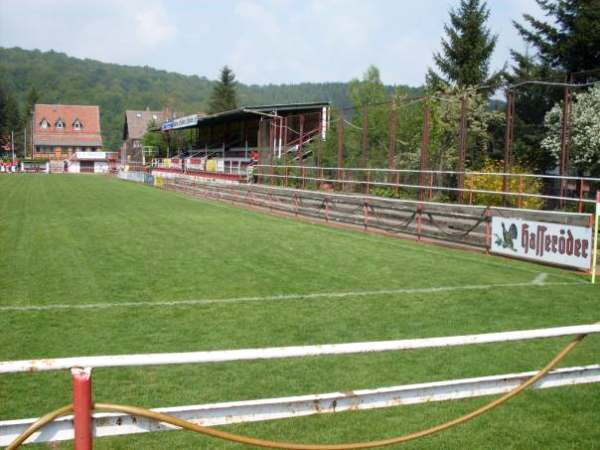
[0,174,598,449]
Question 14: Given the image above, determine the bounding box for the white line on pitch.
[532,273,548,285]
[0,281,583,312]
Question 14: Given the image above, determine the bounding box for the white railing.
[255,165,600,210]
[0,324,599,446]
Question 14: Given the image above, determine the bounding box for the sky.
[0,0,545,87]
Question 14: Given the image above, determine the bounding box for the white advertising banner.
[491,216,592,270]
[77,151,106,160]
[161,114,199,131]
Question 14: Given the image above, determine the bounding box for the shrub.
[464,160,544,209]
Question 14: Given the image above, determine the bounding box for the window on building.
[40,119,50,129]
[55,119,65,129]
[73,119,83,130]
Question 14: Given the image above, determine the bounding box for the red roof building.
[33,104,103,159]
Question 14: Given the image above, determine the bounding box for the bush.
[464,160,544,209]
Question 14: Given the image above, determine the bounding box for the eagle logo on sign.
[495,222,518,251]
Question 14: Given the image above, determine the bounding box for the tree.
[346,66,390,167]
[504,51,560,172]
[208,66,238,114]
[514,0,600,74]
[0,82,22,157]
[427,86,503,171]
[541,84,600,176]
[427,0,502,91]
[21,87,40,158]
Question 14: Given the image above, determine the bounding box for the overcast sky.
[0,0,545,86]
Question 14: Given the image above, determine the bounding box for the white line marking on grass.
[0,281,583,312]
[532,273,548,285]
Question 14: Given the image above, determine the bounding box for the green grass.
[0,174,598,449]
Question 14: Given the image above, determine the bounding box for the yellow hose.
[6,404,73,450]
[7,333,587,449]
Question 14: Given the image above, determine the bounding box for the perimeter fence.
[1,324,599,448]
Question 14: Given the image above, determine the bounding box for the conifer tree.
[208,66,238,114]
[514,0,600,74]
[427,0,502,90]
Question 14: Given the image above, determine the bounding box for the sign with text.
[161,114,199,131]
[491,217,592,270]
[76,151,107,160]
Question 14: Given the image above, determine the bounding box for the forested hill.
[0,47,421,150]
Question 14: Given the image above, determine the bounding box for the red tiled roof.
[33,104,103,147]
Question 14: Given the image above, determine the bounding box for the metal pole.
[71,367,93,450]
[457,95,468,202]
[337,110,344,190]
[388,99,397,181]
[592,191,600,284]
[283,117,289,187]
[419,102,430,201]
[299,114,305,189]
[559,82,573,207]
[503,90,515,203]
[362,106,369,194]
[11,131,15,163]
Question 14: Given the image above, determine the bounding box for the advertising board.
[491,217,592,270]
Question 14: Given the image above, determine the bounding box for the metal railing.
[254,165,600,212]
[1,323,599,447]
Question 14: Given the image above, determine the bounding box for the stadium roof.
[159,102,330,131]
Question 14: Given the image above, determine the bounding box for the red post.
[419,103,430,201]
[71,367,93,450]
[416,204,422,241]
[457,95,468,202]
[336,110,345,191]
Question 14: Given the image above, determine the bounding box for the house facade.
[122,108,172,164]
[32,104,117,173]
[33,104,103,159]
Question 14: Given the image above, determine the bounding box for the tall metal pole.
[503,90,515,203]
[299,114,305,188]
[11,130,15,163]
[457,95,468,202]
[362,106,369,194]
[559,82,573,207]
[419,102,430,201]
[337,110,344,190]
[388,99,397,178]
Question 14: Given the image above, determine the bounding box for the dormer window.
[55,119,65,129]
[73,119,83,131]
[40,119,50,129]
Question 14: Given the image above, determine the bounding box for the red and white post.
[71,367,93,450]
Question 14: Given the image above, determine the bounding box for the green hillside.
[0,47,420,150]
